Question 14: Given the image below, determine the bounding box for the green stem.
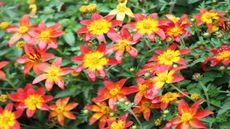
[3,78,17,90]
[199,81,211,109]
[170,84,194,101]
[128,109,143,129]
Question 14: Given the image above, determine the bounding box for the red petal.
[149,13,157,19]
[91,13,102,20]
[5,103,13,111]
[107,32,121,42]
[23,63,33,75]
[45,80,54,91]
[103,80,114,89]
[26,109,36,118]
[71,56,83,62]
[189,119,208,129]
[179,48,191,54]
[96,35,105,42]
[156,29,166,40]
[20,15,30,26]
[178,99,189,115]
[52,58,62,67]
[117,79,127,88]
[143,110,151,121]
[195,110,214,119]
[135,13,145,21]
[98,69,106,79]
[127,47,138,57]
[0,61,9,69]
[88,70,96,81]
[80,45,91,54]
[77,26,88,34]
[115,50,124,63]
[32,74,47,84]
[111,20,123,27]
[56,78,65,90]
[169,43,178,50]
[191,100,203,115]
[96,43,106,53]
[133,32,142,42]
[80,20,91,25]
[9,33,22,47]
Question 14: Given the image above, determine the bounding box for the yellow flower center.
[161,92,179,103]
[181,112,193,122]
[24,94,44,110]
[116,4,127,12]
[138,84,148,92]
[167,26,183,37]
[158,50,180,65]
[117,40,130,50]
[109,87,120,96]
[135,18,159,34]
[39,30,51,41]
[110,120,125,129]
[16,41,25,48]
[0,22,10,29]
[46,66,62,82]
[154,71,174,88]
[55,106,65,115]
[142,101,151,109]
[27,52,41,63]
[83,51,108,71]
[18,26,29,34]
[191,93,200,101]
[87,19,112,35]
[0,111,16,129]
[201,12,219,24]
[216,51,230,60]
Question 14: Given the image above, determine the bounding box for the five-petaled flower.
[85,102,116,129]
[71,44,117,81]
[93,79,136,110]
[6,15,35,47]
[107,28,138,63]
[124,13,165,41]
[0,61,9,79]
[106,113,133,129]
[32,58,73,91]
[8,84,53,118]
[0,103,21,129]
[16,45,54,75]
[164,99,213,129]
[49,97,78,126]
[77,13,123,42]
[205,45,230,66]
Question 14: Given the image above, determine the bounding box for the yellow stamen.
[39,30,51,41]
[109,88,120,96]
[167,26,183,37]
[18,26,29,34]
[161,92,179,103]
[0,111,16,129]
[135,18,159,34]
[87,19,112,35]
[181,112,193,122]
[110,120,125,129]
[158,50,180,65]
[201,12,219,24]
[24,95,44,110]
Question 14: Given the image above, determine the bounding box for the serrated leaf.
[218,99,230,115]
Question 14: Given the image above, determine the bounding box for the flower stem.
[170,84,194,101]
[4,78,17,90]
[199,81,211,109]
[128,109,143,129]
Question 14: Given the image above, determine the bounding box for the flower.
[32,58,73,91]
[29,23,64,49]
[191,93,201,101]
[0,94,8,102]
[16,45,54,75]
[8,84,53,118]
[16,41,25,48]
[133,98,159,121]
[163,14,191,42]
[80,4,97,13]
[71,44,117,81]
[164,99,213,129]
[85,102,116,129]
[6,15,34,47]
[107,28,138,63]
[77,13,123,42]
[152,92,185,110]
[49,97,78,126]
[106,113,133,129]
[205,45,230,66]
[154,118,162,126]
[93,79,136,110]
[0,22,10,30]
[193,8,225,32]
[108,0,134,21]
[0,103,21,129]
[0,61,9,79]
[148,43,190,66]
[124,13,165,41]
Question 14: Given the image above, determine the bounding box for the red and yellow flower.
[49,97,78,126]
[32,58,73,91]
[77,13,123,42]
[16,45,54,75]
[205,45,230,66]
[163,14,191,42]
[85,102,116,129]
[149,43,190,66]
[71,44,117,81]
[133,98,159,121]
[29,23,64,49]
[107,28,138,63]
[6,15,34,47]
[106,113,133,129]
[124,13,165,41]
[93,79,136,110]
[8,83,53,118]
[193,8,225,32]
[0,61,9,79]
[0,103,22,129]
[164,99,213,129]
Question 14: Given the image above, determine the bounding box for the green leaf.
[218,99,230,115]
[64,31,76,46]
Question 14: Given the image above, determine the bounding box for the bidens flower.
[77,13,122,42]
[49,97,78,126]
[164,100,213,129]
[106,113,133,129]
[32,58,73,91]
[71,44,117,81]
[0,61,9,79]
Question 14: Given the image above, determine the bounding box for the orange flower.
[0,103,22,129]
[193,8,225,32]
[16,45,54,75]
[205,45,230,66]
[77,13,123,42]
[0,61,9,79]
[149,43,190,66]
[49,97,78,126]
[85,102,115,129]
[8,84,53,118]
[107,28,138,63]
[6,15,35,47]
[106,113,133,129]
[164,100,213,129]
[29,23,64,49]
[133,98,159,121]
[71,44,117,81]
[32,58,73,91]
[93,79,136,110]
[124,13,165,41]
